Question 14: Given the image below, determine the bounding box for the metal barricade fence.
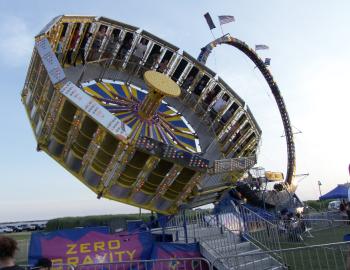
[303,218,348,231]
[267,218,350,246]
[21,264,75,270]
[75,258,211,270]
[304,210,342,221]
[16,239,30,264]
[164,205,284,266]
[152,208,243,259]
[212,241,350,270]
[164,209,222,243]
[303,218,334,231]
[154,205,283,262]
[237,204,282,254]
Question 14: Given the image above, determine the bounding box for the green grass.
[6,231,32,241]
[270,225,350,269]
[280,247,347,270]
[245,222,350,269]
[278,224,349,248]
[306,226,349,245]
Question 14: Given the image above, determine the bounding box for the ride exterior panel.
[21,15,262,214]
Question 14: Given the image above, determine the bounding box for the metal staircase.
[155,205,286,269]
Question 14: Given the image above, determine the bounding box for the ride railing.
[160,204,284,265]
[159,208,228,243]
[79,57,162,86]
[237,204,282,253]
[75,258,211,270]
[212,241,350,270]
[21,264,74,270]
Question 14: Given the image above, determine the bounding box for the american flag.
[255,44,269,50]
[218,15,235,25]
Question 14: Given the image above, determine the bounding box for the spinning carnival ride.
[21,15,295,214]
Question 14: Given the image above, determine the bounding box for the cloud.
[0,15,33,67]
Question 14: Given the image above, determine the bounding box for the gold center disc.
[144,70,181,97]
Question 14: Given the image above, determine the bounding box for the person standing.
[210,94,229,120]
[340,200,347,222]
[157,59,169,73]
[117,38,132,60]
[130,38,147,64]
[346,202,350,224]
[73,32,92,66]
[129,38,147,73]
[0,236,24,270]
[65,27,80,66]
[181,76,194,91]
[103,31,120,60]
[88,25,107,61]
[55,36,64,62]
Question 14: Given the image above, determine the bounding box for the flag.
[348,163,350,176]
[204,12,216,30]
[255,44,269,50]
[218,15,235,25]
[264,58,271,66]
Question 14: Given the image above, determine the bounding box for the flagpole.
[219,23,224,36]
[210,30,217,41]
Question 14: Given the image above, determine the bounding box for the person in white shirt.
[210,94,230,120]
[128,38,147,74]
[132,38,148,62]
[213,94,229,113]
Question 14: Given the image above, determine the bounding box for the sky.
[0,0,349,222]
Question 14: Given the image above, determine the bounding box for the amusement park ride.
[21,15,297,215]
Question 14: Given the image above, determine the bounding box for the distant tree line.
[304,199,332,211]
[46,213,151,231]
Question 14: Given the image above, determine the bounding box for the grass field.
[268,224,350,269]
[279,224,349,249]
[6,231,32,241]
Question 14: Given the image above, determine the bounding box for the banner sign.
[265,171,284,182]
[60,81,132,140]
[35,38,66,84]
[150,242,208,270]
[28,227,153,268]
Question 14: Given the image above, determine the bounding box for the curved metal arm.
[198,34,296,191]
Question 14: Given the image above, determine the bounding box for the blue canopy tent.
[319,184,350,200]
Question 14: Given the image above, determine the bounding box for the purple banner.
[29,227,153,268]
[150,242,208,270]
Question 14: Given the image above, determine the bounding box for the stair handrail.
[212,241,350,270]
[237,203,282,256]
